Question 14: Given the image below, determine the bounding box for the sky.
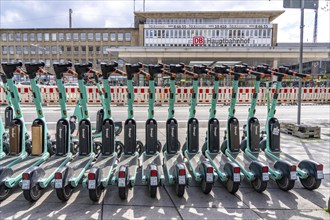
[0,0,329,43]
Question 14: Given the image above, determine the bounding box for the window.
[8,33,14,41]
[88,45,93,54]
[51,33,57,41]
[110,32,116,41]
[102,33,108,41]
[52,59,58,65]
[88,33,93,41]
[81,46,86,53]
[1,46,7,55]
[30,33,35,41]
[45,59,50,67]
[73,33,78,41]
[37,33,42,41]
[96,58,101,66]
[45,46,50,54]
[23,33,28,41]
[118,33,123,41]
[74,46,79,54]
[38,47,43,55]
[52,45,57,54]
[30,45,36,54]
[15,33,21,41]
[23,46,28,54]
[125,32,131,41]
[80,33,86,41]
[2,58,8,63]
[96,46,100,54]
[95,33,101,41]
[44,33,50,41]
[66,33,71,41]
[66,46,72,54]
[1,33,7,41]
[59,33,64,41]
[103,45,108,54]
[59,46,64,54]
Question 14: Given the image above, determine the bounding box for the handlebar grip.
[286,70,310,78]
[247,69,265,78]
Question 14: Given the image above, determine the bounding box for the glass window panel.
[15,33,21,41]
[103,45,108,54]
[118,33,123,41]
[44,33,50,41]
[8,33,14,41]
[30,45,36,54]
[52,45,57,54]
[23,46,29,54]
[51,33,57,41]
[95,33,101,41]
[45,46,50,54]
[9,46,14,54]
[59,33,64,41]
[80,33,86,41]
[110,32,116,41]
[16,46,22,54]
[66,33,71,41]
[1,46,7,54]
[1,33,7,41]
[102,33,108,41]
[30,33,35,41]
[125,32,131,41]
[73,33,78,41]
[37,33,42,41]
[88,33,93,41]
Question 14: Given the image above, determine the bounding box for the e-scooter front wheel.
[0,183,11,201]
[251,177,267,193]
[300,176,321,190]
[89,185,103,202]
[23,185,43,202]
[56,184,74,201]
[175,183,185,198]
[276,176,295,191]
[118,186,129,200]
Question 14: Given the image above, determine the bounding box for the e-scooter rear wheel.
[251,177,267,193]
[300,176,321,190]
[276,175,295,191]
[175,183,185,198]
[226,179,240,194]
[119,186,129,200]
[23,185,43,202]
[56,184,74,201]
[201,179,213,194]
[0,183,11,201]
[149,185,157,198]
[89,185,103,202]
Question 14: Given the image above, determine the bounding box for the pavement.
[0,105,330,219]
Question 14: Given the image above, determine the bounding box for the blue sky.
[0,0,329,42]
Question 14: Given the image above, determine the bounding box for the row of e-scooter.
[0,61,324,204]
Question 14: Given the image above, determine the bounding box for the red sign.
[193,36,205,45]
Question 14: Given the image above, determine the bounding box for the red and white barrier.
[1,85,330,106]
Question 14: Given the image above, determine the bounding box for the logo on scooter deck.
[234,126,238,136]
[82,128,86,139]
[171,127,175,138]
[272,127,279,136]
[128,128,132,138]
[150,128,154,138]
[214,127,218,137]
[59,128,62,139]
[193,126,197,137]
[106,128,110,138]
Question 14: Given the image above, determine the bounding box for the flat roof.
[134,11,285,22]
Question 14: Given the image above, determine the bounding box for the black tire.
[136,141,144,156]
[201,179,213,194]
[259,139,266,151]
[300,176,322,190]
[89,185,103,202]
[175,184,185,198]
[226,179,240,194]
[157,140,162,152]
[93,142,102,155]
[276,175,295,191]
[162,143,166,153]
[115,141,124,158]
[70,142,78,155]
[119,186,128,200]
[251,177,268,193]
[220,141,227,155]
[48,142,56,156]
[240,139,247,152]
[56,184,74,201]
[149,185,157,198]
[181,143,187,156]
[23,185,43,202]
[201,142,207,157]
[115,125,122,136]
[0,184,11,201]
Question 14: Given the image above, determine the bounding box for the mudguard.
[55,166,74,189]
[274,160,296,180]
[249,160,269,182]
[224,161,241,182]
[298,160,324,180]
[187,118,199,153]
[165,118,179,154]
[208,118,220,153]
[23,166,45,188]
[174,163,186,185]
[145,119,158,154]
[199,161,214,183]
[0,167,14,183]
[118,165,130,187]
[124,119,137,155]
[88,167,102,189]
[148,163,158,186]
[102,119,115,155]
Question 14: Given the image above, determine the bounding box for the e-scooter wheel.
[115,141,124,158]
[201,143,207,157]
[93,141,102,155]
[56,184,74,201]
[115,125,122,136]
[118,186,129,200]
[181,143,187,156]
[201,179,213,194]
[220,140,227,155]
[136,140,144,156]
[23,185,42,202]
[276,175,295,191]
[0,183,11,201]
[175,183,185,198]
[251,177,267,193]
[70,142,78,155]
[89,185,103,202]
[157,140,162,153]
[300,176,321,190]
[149,185,157,198]
[226,179,240,194]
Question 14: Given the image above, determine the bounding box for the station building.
[0,10,329,82]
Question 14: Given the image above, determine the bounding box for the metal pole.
[143,0,145,11]
[298,0,304,125]
[69,9,72,28]
[313,7,318,43]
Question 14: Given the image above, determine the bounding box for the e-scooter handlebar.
[100,62,119,79]
[214,65,244,78]
[25,62,51,79]
[125,63,143,80]
[147,64,163,78]
[53,62,76,79]
[278,66,310,79]
[1,61,24,78]
[74,63,94,79]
